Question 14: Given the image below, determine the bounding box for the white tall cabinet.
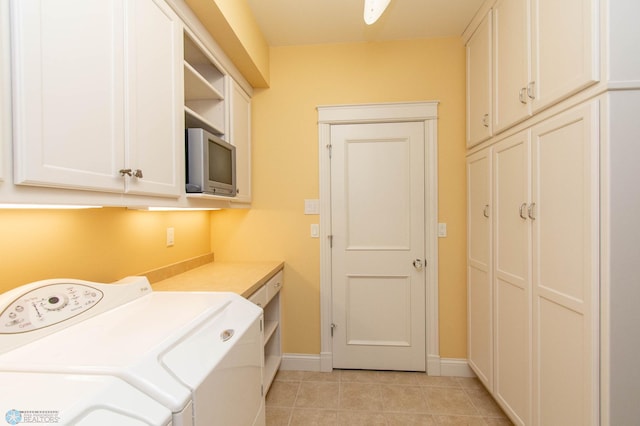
[466,149,492,388]
[492,130,532,425]
[467,102,599,425]
[465,0,638,424]
[531,103,599,426]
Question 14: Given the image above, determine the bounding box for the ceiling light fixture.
[364,0,391,25]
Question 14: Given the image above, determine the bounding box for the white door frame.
[317,102,440,374]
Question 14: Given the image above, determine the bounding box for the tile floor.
[265,369,514,426]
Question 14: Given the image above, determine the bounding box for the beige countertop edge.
[150,260,285,298]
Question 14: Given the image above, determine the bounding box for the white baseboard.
[280,353,322,372]
[280,353,476,378]
[439,358,476,377]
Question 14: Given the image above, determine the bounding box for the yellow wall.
[0,208,211,294]
[185,0,270,87]
[211,38,468,358]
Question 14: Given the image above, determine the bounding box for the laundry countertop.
[151,261,284,298]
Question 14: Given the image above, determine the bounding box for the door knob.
[413,259,424,270]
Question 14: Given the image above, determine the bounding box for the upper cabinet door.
[11,0,126,192]
[230,81,252,203]
[466,11,492,148]
[0,0,9,184]
[489,0,599,138]
[493,0,530,133]
[531,0,599,111]
[125,0,184,198]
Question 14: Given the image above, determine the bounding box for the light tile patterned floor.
[266,370,514,426]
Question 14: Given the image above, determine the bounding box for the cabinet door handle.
[119,168,143,178]
[482,113,489,128]
[528,202,537,220]
[519,203,528,219]
[527,81,536,100]
[483,205,490,218]
[519,88,528,104]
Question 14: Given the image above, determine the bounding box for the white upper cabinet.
[10,0,183,198]
[230,81,252,203]
[0,0,9,184]
[531,0,599,110]
[466,11,493,148]
[125,0,184,197]
[488,0,599,134]
[493,0,530,133]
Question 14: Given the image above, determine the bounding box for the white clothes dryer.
[0,371,172,425]
[0,276,265,426]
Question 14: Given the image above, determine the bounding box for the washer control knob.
[42,294,69,311]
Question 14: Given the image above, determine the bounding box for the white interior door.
[330,121,426,371]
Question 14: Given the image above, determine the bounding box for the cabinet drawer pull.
[519,88,527,104]
[528,202,537,220]
[483,205,490,218]
[119,168,143,178]
[527,81,536,100]
[482,113,489,128]
[519,203,528,219]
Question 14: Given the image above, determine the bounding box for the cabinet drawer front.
[248,285,267,308]
[265,270,283,304]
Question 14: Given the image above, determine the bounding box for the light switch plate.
[304,199,320,215]
[438,223,447,238]
[166,227,175,246]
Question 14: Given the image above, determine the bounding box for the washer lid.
[0,372,171,426]
[0,291,261,412]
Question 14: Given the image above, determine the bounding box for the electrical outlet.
[310,224,320,238]
[166,227,175,247]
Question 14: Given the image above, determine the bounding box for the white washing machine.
[0,276,265,426]
[0,372,173,425]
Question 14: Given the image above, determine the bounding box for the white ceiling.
[246,0,485,47]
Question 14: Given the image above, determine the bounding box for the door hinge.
[326,143,332,158]
[261,384,264,396]
[330,323,336,337]
[328,234,333,248]
[260,318,263,332]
